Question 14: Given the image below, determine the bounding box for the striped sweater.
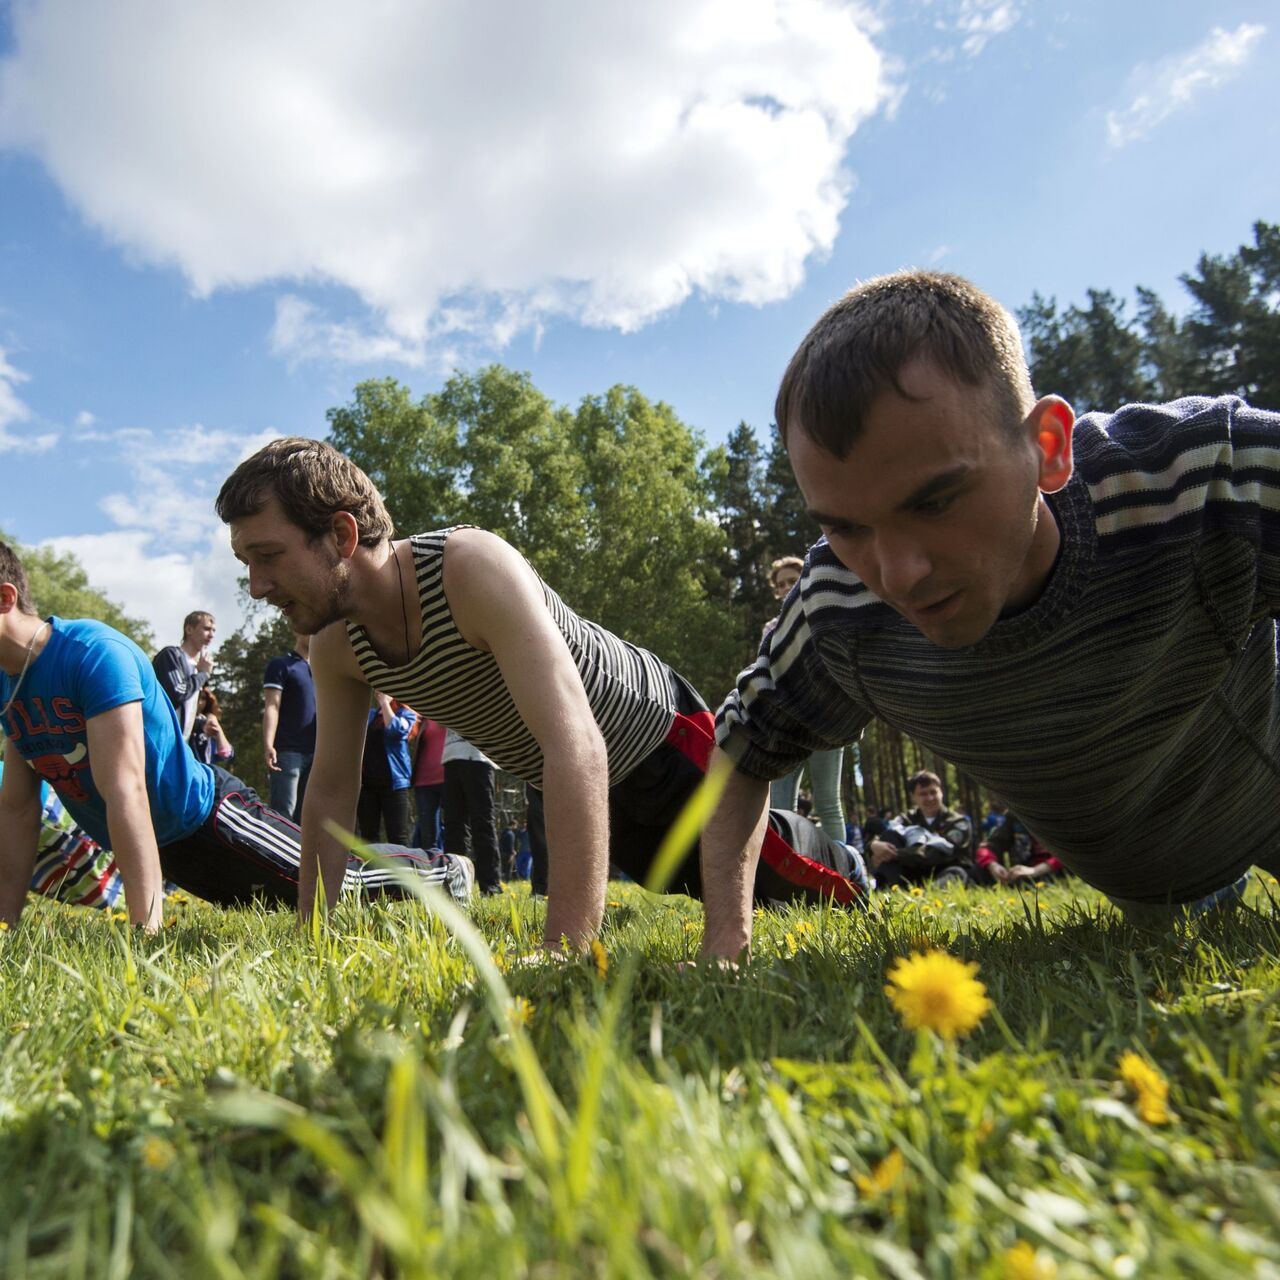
[715,396,1280,904]
[346,529,678,789]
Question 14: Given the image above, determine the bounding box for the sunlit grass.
[1,872,1278,1276]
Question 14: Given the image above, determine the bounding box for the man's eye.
[916,494,956,516]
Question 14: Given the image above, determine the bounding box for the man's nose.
[875,532,933,602]
[247,567,271,600]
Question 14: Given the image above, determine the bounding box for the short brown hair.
[768,555,804,587]
[216,437,394,546]
[908,770,942,795]
[775,270,1034,459]
[0,540,36,615]
[183,610,214,638]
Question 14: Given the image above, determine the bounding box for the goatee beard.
[297,559,352,635]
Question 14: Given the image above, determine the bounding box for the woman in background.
[189,686,235,766]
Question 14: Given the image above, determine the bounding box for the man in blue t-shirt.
[0,541,474,929]
[262,632,316,821]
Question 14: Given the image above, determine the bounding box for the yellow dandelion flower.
[890,883,902,893]
[1118,1051,1171,1125]
[854,1148,904,1197]
[140,1136,176,1171]
[884,950,992,1039]
[0,920,9,931]
[607,900,622,908]
[909,885,925,897]
[784,931,798,956]
[1002,1240,1057,1280]
[590,938,609,979]
[510,996,534,1027]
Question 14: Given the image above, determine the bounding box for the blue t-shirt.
[0,617,215,848]
[263,651,316,753]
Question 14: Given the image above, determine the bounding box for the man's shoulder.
[59,618,147,665]
[1074,394,1272,489]
[797,540,898,632]
[1073,395,1280,552]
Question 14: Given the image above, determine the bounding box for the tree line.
[13,222,1279,824]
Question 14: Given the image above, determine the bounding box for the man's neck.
[0,613,50,677]
[345,540,401,631]
[181,637,203,659]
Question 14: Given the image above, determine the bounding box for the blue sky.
[1,0,1276,648]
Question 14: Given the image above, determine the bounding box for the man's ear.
[1029,396,1074,494]
[330,512,361,561]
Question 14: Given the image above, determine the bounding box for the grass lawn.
[1,874,1278,1278]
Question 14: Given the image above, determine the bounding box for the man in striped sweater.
[700,269,1280,959]
[215,440,865,953]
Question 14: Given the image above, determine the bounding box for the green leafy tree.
[760,426,817,567]
[709,421,774,658]
[568,386,738,700]
[1,528,154,652]
[326,378,460,534]
[435,366,589,593]
[1019,288,1150,411]
[1180,221,1280,408]
[209,603,295,795]
[1021,221,1280,413]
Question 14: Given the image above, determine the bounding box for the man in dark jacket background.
[867,770,973,888]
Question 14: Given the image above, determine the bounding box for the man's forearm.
[699,749,769,960]
[298,786,358,917]
[0,806,40,923]
[540,740,610,952]
[104,782,165,930]
[262,704,280,752]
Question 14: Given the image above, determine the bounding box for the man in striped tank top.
[216,440,866,951]
[700,269,1280,959]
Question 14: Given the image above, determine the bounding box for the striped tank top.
[346,529,678,788]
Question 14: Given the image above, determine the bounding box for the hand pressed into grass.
[1117,1051,1172,1125]
[884,949,992,1039]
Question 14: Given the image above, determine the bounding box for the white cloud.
[75,409,96,427]
[40,422,279,647]
[1106,23,1266,149]
[954,0,1021,57]
[0,0,892,364]
[0,345,58,452]
[42,527,244,654]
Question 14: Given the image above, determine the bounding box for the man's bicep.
[263,688,283,711]
[0,747,41,813]
[447,531,598,752]
[85,702,148,793]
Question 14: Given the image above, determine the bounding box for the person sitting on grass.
[973,810,1064,887]
[0,541,474,931]
[214,438,866,953]
[699,268,1280,959]
[867,770,973,889]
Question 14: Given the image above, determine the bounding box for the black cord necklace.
[393,545,412,666]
